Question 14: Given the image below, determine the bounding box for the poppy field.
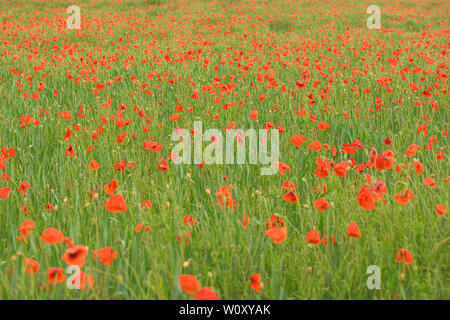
[0,0,448,300]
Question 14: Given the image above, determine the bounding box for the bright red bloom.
[394,190,414,205]
[0,187,11,199]
[290,134,306,148]
[143,141,163,151]
[41,228,64,244]
[24,258,39,275]
[105,194,128,213]
[266,215,285,228]
[103,179,119,195]
[313,198,329,211]
[183,214,195,225]
[356,187,376,210]
[157,157,169,171]
[141,200,152,210]
[18,220,35,242]
[47,268,65,284]
[93,247,118,266]
[179,274,200,294]
[405,144,420,157]
[194,287,219,300]
[346,222,361,238]
[250,109,259,120]
[333,161,348,177]
[436,203,447,216]
[89,160,101,170]
[423,177,435,188]
[215,185,236,210]
[281,180,298,191]
[65,143,75,157]
[114,159,127,172]
[396,248,413,265]
[250,273,261,292]
[412,161,424,175]
[305,229,321,244]
[61,245,89,267]
[314,157,330,178]
[308,140,322,152]
[265,227,287,244]
[375,154,394,170]
[317,122,330,131]
[18,181,31,196]
[283,191,299,203]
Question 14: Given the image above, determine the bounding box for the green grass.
[0,0,448,300]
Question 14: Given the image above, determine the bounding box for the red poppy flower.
[141,200,152,210]
[394,190,414,205]
[314,157,330,178]
[281,180,297,191]
[92,247,118,266]
[290,134,306,148]
[18,181,31,196]
[405,144,420,157]
[265,227,287,244]
[308,140,322,152]
[89,160,101,170]
[423,177,435,188]
[313,198,329,211]
[412,161,424,175]
[266,215,285,228]
[333,161,348,177]
[65,143,75,157]
[143,141,163,151]
[436,203,447,216]
[396,248,413,265]
[194,287,219,300]
[183,214,195,225]
[114,159,127,172]
[346,222,361,238]
[250,273,261,292]
[24,258,39,275]
[250,109,259,120]
[157,157,169,171]
[41,228,64,245]
[0,187,11,199]
[305,229,321,244]
[103,179,119,195]
[105,194,128,213]
[47,268,65,284]
[356,186,377,210]
[375,154,394,170]
[179,274,200,294]
[283,191,299,203]
[317,122,330,131]
[61,245,89,267]
[18,220,35,242]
